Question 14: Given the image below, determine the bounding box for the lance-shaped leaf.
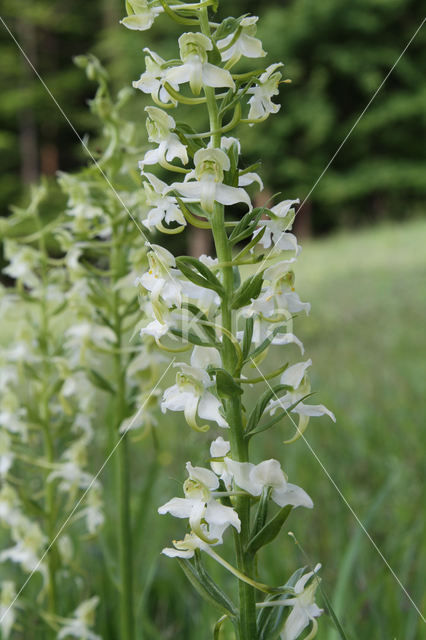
[176,256,225,297]
[177,556,237,618]
[232,272,264,309]
[214,368,243,399]
[181,302,219,344]
[257,593,288,640]
[245,383,290,435]
[174,122,206,156]
[244,324,290,364]
[246,505,293,556]
[229,207,265,245]
[87,369,116,395]
[242,316,254,360]
[212,16,242,42]
[170,328,218,348]
[224,140,240,188]
[250,487,271,541]
[246,393,315,439]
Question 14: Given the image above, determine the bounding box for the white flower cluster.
[119,4,333,639]
[159,437,312,557]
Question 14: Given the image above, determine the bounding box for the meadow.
[1,216,424,639]
[123,218,426,639]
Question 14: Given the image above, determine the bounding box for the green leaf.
[246,394,314,439]
[242,317,254,360]
[170,328,217,348]
[232,265,241,289]
[214,368,243,399]
[231,272,264,309]
[244,325,288,363]
[247,505,293,556]
[245,383,290,435]
[174,122,207,156]
[224,139,240,188]
[177,557,237,617]
[257,594,287,640]
[251,488,271,540]
[212,16,241,41]
[87,369,116,394]
[176,256,225,297]
[208,40,222,66]
[229,207,264,245]
[181,302,218,344]
[320,588,349,640]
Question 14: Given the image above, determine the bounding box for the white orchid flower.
[180,257,221,315]
[225,458,313,509]
[120,0,163,31]
[237,317,305,352]
[141,106,188,168]
[218,16,266,63]
[240,265,310,341]
[279,565,323,640]
[268,360,336,442]
[165,32,235,95]
[0,581,16,640]
[0,518,46,574]
[140,315,171,340]
[0,431,14,476]
[253,199,300,253]
[136,244,183,312]
[170,148,252,214]
[162,530,211,559]
[0,485,21,528]
[2,242,40,289]
[161,346,228,431]
[0,392,28,439]
[247,63,283,121]
[140,173,186,231]
[58,596,101,640]
[210,437,233,489]
[65,322,116,366]
[133,48,177,104]
[48,437,97,493]
[238,170,264,191]
[80,488,104,535]
[158,461,240,542]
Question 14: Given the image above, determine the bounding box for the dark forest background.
[1,0,425,234]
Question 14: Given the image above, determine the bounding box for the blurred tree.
[241,0,426,232]
[0,0,102,214]
[0,0,425,234]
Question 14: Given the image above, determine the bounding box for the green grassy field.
[266,218,426,639]
[1,219,425,638]
[150,219,426,639]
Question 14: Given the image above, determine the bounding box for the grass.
[159,218,426,638]
[1,218,425,638]
[252,218,426,638]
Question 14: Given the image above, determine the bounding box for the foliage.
[1,0,424,234]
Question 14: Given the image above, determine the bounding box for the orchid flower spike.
[142,106,188,168]
[161,346,228,431]
[158,461,240,543]
[120,0,163,31]
[170,148,252,214]
[166,32,235,95]
[248,63,283,122]
[217,16,266,63]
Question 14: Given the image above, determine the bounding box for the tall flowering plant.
[122,1,335,639]
[0,57,164,639]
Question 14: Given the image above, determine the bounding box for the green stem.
[37,214,58,637]
[112,225,135,640]
[199,7,257,639]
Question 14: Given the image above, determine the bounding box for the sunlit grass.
[2,219,424,638]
